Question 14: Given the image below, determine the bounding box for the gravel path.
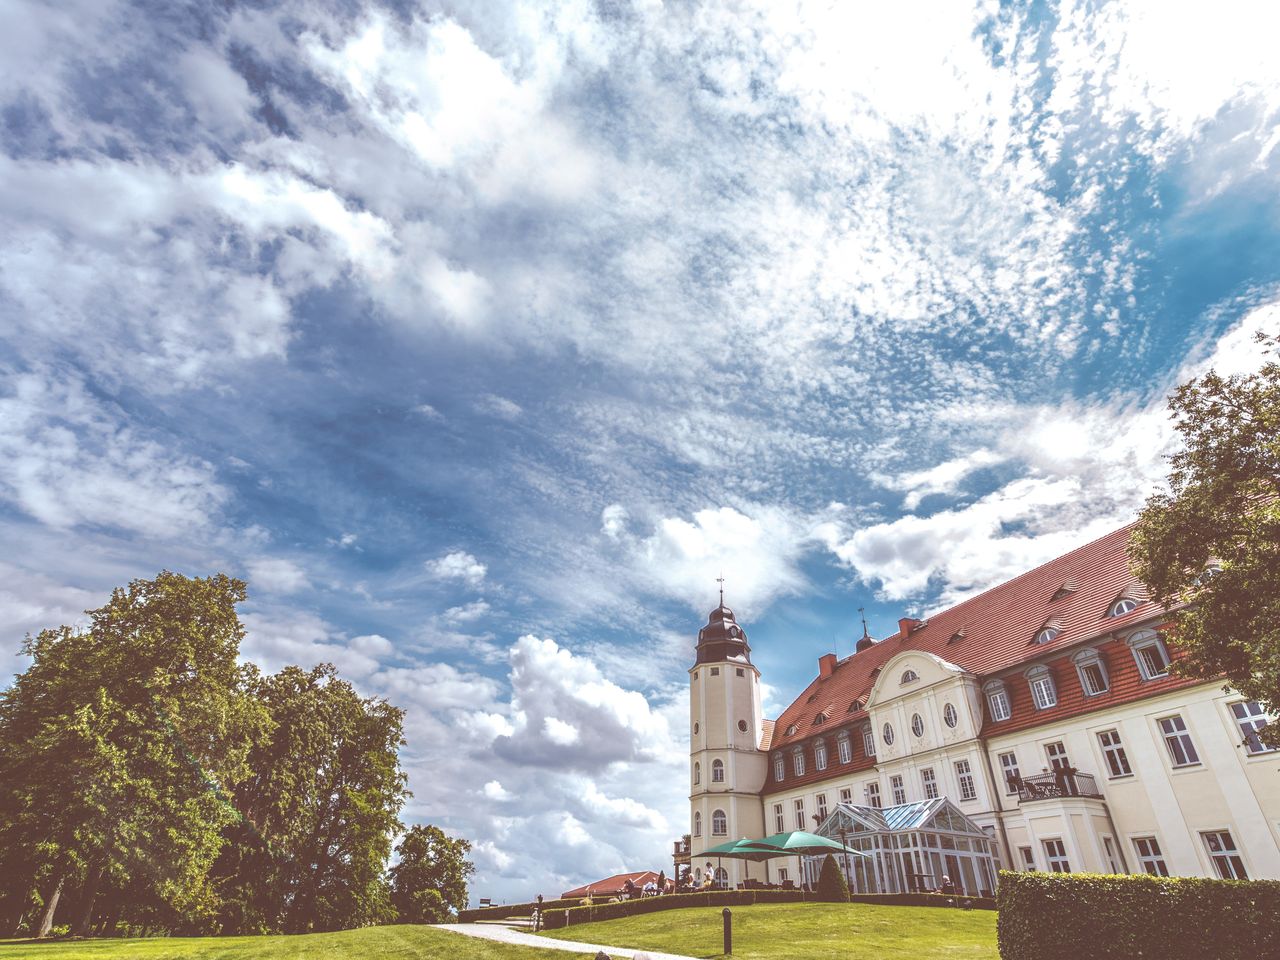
[432,922,700,960]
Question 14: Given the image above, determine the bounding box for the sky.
[3,0,1280,904]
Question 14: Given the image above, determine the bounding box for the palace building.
[679,523,1279,895]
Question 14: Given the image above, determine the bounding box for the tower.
[688,588,767,886]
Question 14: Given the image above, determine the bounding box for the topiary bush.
[998,872,1280,960]
[816,854,850,902]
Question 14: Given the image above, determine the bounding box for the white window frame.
[816,792,828,821]
[1043,838,1070,873]
[890,774,906,805]
[954,759,977,801]
[865,781,881,809]
[693,811,702,837]
[862,726,876,757]
[998,751,1020,794]
[1033,626,1060,645]
[693,761,701,785]
[1072,647,1110,697]
[837,733,852,764]
[1026,665,1057,710]
[921,766,938,800]
[1045,740,1070,771]
[1018,845,1036,871]
[1127,629,1171,681]
[1201,830,1248,879]
[1133,836,1168,877]
[773,803,784,833]
[711,758,724,782]
[911,713,925,737]
[773,753,784,781]
[1109,596,1138,618]
[839,787,852,804]
[815,739,828,771]
[882,722,895,746]
[1098,729,1132,778]
[711,809,727,836]
[792,749,806,777]
[793,798,805,830]
[1230,701,1273,754]
[985,681,1011,722]
[900,669,919,684]
[1102,836,1122,874]
[1159,714,1200,767]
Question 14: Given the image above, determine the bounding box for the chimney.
[898,617,922,638]
[818,653,837,678]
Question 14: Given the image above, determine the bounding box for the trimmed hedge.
[997,872,1280,960]
[540,889,994,929]
[458,898,582,923]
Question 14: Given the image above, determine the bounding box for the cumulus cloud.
[246,558,310,595]
[426,551,488,586]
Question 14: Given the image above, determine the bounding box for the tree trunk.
[36,874,65,938]
[70,862,104,938]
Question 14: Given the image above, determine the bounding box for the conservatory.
[809,798,999,897]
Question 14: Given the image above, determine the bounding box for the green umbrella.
[741,830,867,857]
[699,838,783,887]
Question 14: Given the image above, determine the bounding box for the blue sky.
[3,0,1280,901]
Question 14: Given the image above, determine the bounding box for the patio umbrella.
[700,838,785,885]
[742,830,867,857]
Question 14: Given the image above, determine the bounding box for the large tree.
[1130,332,1280,745]
[0,572,267,937]
[211,664,408,934]
[389,825,475,923]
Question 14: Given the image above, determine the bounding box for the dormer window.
[862,725,877,757]
[792,749,806,777]
[1109,596,1139,618]
[813,711,829,726]
[847,699,862,713]
[773,752,784,781]
[900,669,919,685]
[815,739,828,770]
[1073,647,1110,696]
[1026,664,1058,710]
[948,629,965,644]
[785,724,799,737]
[1051,579,1078,602]
[1127,629,1171,681]
[837,732,852,763]
[984,680,1011,722]
[1032,625,1060,645]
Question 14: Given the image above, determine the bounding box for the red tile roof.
[561,870,661,900]
[764,522,1195,789]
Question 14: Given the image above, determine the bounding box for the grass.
[0,924,584,960]
[540,902,998,960]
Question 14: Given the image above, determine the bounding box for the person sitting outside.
[642,880,658,897]
[623,878,638,900]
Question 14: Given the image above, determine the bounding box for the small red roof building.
[561,870,662,900]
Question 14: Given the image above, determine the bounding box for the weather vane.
[859,606,869,637]
[716,573,725,606]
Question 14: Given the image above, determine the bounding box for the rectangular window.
[1030,675,1058,710]
[998,751,1020,794]
[816,792,828,821]
[777,868,789,883]
[988,689,1011,722]
[1045,741,1070,771]
[1079,661,1109,696]
[793,751,806,776]
[866,781,881,809]
[954,759,977,801]
[839,787,852,804]
[1098,729,1132,778]
[1159,715,1200,767]
[735,668,745,677]
[710,667,720,676]
[1231,701,1272,754]
[793,798,806,830]
[774,755,784,781]
[815,740,828,770]
[921,767,939,800]
[1043,838,1071,873]
[1134,639,1170,680]
[1133,836,1169,877]
[890,774,906,805]
[838,736,852,764]
[1202,830,1248,879]
[1019,846,1036,871]
[773,803,784,833]
[863,728,876,757]
[1102,836,1122,874]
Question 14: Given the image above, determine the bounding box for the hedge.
[458,898,583,923]
[539,889,993,929]
[997,872,1280,960]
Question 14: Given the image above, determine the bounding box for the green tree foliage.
[815,854,849,903]
[389,825,475,923]
[211,664,408,934]
[1130,333,1280,743]
[0,573,267,936]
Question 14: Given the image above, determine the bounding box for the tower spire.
[716,573,725,607]
[859,606,870,638]
[856,606,875,653]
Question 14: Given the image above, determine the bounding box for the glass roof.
[813,798,989,838]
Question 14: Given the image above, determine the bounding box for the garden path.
[433,921,699,960]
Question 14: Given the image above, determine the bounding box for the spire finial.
[716,573,725,607]
[859,606,870,639]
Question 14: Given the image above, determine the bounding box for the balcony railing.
[673,838,691,857]
[1015,770,1102,802]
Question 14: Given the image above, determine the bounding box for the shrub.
[997,872,1280,960]
[816,854,850,902]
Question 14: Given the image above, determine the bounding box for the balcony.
[1015,770,1102,803]
[672,836,691,862]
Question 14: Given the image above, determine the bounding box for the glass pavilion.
[810,798,1000,897]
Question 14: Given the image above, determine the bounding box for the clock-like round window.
[738,720,748,732]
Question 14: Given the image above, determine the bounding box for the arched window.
[943,702,959,727]
[984,680,1011,722]
[1073,647,1110,696]
[773,752,785,781]
[1026,664,1058,710]
[693,811,702,837]
[693,761,701,785]
[815,739,828,770]
[792,749,806,776]
[1109,597,1138,618]
[711,809,727,836]
[862,725,877,757]
[837,732,852,764]
[882,722,895,746]
[1127,629,1171,680]
[712,759,725,782]
[1033,626,1060,645]
[901,669,919,684]
[911,713,925,737]
[715,867,729,888]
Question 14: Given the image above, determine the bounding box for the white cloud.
[444,600,491,624]
[475,394,523,420]
[483,780,512,801]
[246,558,310,595]
[426,551,488,586]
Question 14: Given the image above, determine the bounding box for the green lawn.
[541,902,998,960]
[0,925,581,960]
